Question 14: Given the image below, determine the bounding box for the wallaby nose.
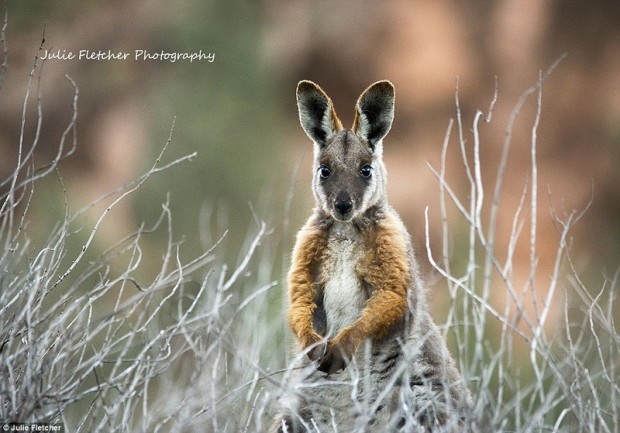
[334,197,352,215]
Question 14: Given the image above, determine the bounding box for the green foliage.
[137,0,289,267]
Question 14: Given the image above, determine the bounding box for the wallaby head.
[296,80,395,222]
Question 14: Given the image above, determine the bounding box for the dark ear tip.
[297,80,322,95]
[369,80,395,97]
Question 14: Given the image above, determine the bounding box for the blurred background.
[2,0,619,344]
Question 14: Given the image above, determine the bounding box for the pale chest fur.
[320,223,368,337]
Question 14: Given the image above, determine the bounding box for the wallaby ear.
[353,80,395,149]
[296,81,343,148]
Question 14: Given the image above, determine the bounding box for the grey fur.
[275,81,475,432]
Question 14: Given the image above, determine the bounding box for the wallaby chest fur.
[275,80,474,433]
[321,222,367,337]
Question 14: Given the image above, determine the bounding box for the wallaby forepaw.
[307,342,326,362]
[317,345,347,374]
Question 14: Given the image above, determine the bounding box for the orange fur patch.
[333,214,411,357]
[288,212,411,362]
[287,219,328,350]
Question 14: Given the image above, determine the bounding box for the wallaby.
[275,80,473,432]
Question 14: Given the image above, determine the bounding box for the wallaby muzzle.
[334,191,353,220]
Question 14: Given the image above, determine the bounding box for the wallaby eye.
[319,164,331,179]
[359,164,373,179]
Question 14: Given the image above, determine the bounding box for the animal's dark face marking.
[313,131,386,222]
[296,80,394,222]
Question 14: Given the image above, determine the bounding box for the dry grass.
[1,27,617,433]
